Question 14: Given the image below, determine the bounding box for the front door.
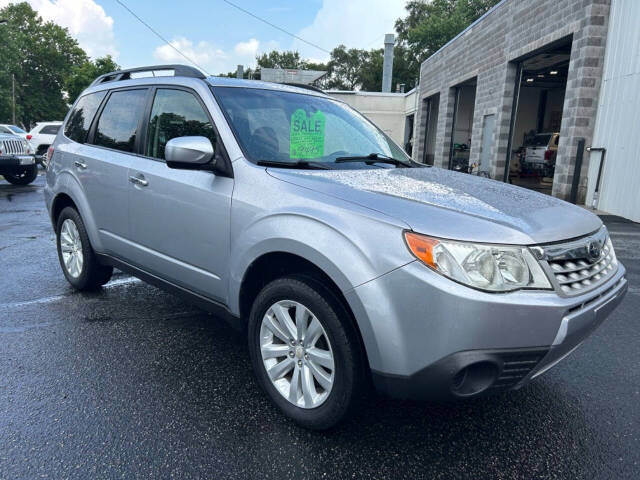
[127,88,233,303]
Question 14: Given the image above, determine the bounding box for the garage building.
[413,0,639,222]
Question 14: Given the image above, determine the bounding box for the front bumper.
[0,154,36,169]
[346,260,627,401]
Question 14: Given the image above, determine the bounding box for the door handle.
[74,160,87,169]
[129,175,148,187]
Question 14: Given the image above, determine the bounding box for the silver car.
[44,66,627,429]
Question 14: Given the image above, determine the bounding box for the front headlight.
[404,232,552,292]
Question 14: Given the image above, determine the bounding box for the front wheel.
[248,276,366,430]
[56,206,113,290]
[3,165,38,185]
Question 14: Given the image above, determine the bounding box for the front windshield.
[8,125,26,134]
[212,86,410,166]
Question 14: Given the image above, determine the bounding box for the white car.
[522,132,559,177]
[523,132,559,164]
[27,122,62,158]
[0,124,29,141]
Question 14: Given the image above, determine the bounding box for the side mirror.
[165,136,215,170]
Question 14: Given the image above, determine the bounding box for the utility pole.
[12,73,16,125]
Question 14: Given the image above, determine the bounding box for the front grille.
[0,139,25,155]
[490,350,548,390]
[545,234,618,295]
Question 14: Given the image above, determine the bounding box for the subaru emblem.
[588,241,601,260]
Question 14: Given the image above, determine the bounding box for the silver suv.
[45,65,627,429]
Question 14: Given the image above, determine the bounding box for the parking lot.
[1,174,639,479]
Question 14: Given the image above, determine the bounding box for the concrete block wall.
[413,0,611,202]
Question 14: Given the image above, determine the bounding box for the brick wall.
[413,0,611,203]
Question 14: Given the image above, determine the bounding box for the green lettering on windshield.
[290,109,325,159]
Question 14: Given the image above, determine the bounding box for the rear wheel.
[56,206,113,290]
[3,165,38,185]
[248,276,365,430]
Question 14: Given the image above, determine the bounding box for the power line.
[113,0,210,74]
[362,34,385,50]
[222,0,331,55]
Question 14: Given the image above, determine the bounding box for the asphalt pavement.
[1,174,639,479]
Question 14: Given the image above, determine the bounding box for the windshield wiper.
[334,153,413,167]
[257,160,331,170]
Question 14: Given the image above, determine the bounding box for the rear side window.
[93,89,147,153]
[65,91,107,143]
[40,125,60,135]
[146,89,216,160]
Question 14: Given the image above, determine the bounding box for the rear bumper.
[347,260,627,401]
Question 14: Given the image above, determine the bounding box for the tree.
[216,67,260,80]
[256,50,307,70]
[325,45,367,90]
[351,48,383,91]
[395,0,500,85]
[0,2,86,128]
[65,55,119,104]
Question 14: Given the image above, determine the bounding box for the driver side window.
[146,89,217,160]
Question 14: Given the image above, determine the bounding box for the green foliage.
[0,0,500,124]
[256,50,306,70]
[325,45,367,90]
[0,2,87,128]
[395,0,501,82]
[216,66,262,80]
[65,55,119,104]
[240,0,499,93]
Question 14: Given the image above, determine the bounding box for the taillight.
[47,145,54,161]
[26,134,32,140]
[544,149,553,160]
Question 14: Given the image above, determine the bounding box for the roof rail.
[90,64,206,87]
[282,82,326,94]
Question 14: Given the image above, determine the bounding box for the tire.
[248,275,366,430]
[56,206,113,290]
[4,165,38,185]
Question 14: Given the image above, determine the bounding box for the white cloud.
[153,36,231,74]
[0,0,118,59]
[153,36,275,75]
[292,0,406,60]
[234,38,259,57]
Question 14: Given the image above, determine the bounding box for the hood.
[267,166,602,245]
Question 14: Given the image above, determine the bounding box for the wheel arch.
[51,192,77,226]
[237,250,372,372]
[49,173,103,252]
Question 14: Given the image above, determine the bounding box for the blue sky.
[2,0,407,74]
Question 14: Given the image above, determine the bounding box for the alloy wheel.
[60,219,83,278]
[259,300,335,409]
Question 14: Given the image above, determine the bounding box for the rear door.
[80,87,149,255]
[126,87,233,302]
